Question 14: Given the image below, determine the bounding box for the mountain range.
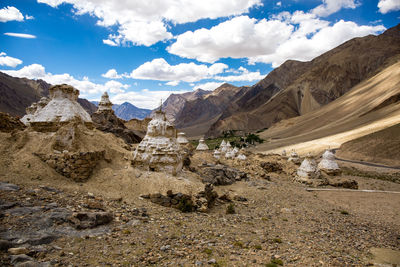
[91,101,151,121]
[162,23,400,138]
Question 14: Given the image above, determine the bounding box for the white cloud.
[102,69,123,79]
[311,0,359,17]
[168,16,294,63]
[130,58,228,83]
[378,0,400,13]
[0,52,23,68]
[1,64,130,96]
[0,6,24,22]
[168,13,385,68]
[276,2,282,7]
[25,15,35,20]
[214,67,265,82]
[4,32,36,39]
[193,82,224,91]
[166,81,180,86]
[111,89,191,109]
[37,0,262,46]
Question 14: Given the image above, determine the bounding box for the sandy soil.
[1,128,399,266]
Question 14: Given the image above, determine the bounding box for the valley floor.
[1,151,400,266]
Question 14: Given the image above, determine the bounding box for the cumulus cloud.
[166,81,180,86]
[37,0,262,46]
[0,52,23,68]
[4,33,36,39]
[311,0,359,17]
[214,67,265,82]
[102,69,123,79]
[110,89,191,109]
[168,16,293,63]
[168,13,385,67]
[193,82,224,91]
[378,0,400,13]
[1,64,130,96]
[130,58,228,83]
[0,6,24,22]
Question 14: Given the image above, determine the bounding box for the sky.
[0,0,399,109]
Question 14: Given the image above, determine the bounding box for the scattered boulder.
[198,164,248,185]
[288,151,301,164]
[0,182,20,191]
[328,179,358,189]
[69,211,113,229]
[260,161,283,173]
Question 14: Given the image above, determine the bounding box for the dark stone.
[26,234,58,246]
[69,212,113,229]
[10,254,34,265]
[233,195,248,202]
[0,239,13,251]
[0,182,20,191]
[329,179,358,189]
[199,164,247,185]
[15,261,51,267]
[260,162,282,173]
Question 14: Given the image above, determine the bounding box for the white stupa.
[220,140,228,153]
[21,84,92,127]
[318,150,341,175]
[177,132,189,145]
[237,154,247,161]
[133,108,182,175]
[213,149,221,159]
[96,92,113,112]
[297,153,320,181]
[196,138,209,151]
[288,150,301,164]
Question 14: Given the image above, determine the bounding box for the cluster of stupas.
[132,108,183,175]
[21,84,92,129]
[213,140,246,160]
[295,149,341,182]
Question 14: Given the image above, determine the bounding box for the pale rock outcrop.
[196,138,209,151]
[297,154,320,182]
[133,109,183,175]
[318,150,341,175]
[21,84,92,129]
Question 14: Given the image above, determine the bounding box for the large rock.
[198,164,248,185]
[69,211,113,229]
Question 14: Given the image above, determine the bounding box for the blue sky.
[0,0,399,109]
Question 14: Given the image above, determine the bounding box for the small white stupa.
[96,92,113,112]
[177,132,189,145]
[196,138,209,151]
[220,140,228,153]
[237,154,247,161]
[318,149,341,175]
[297,153,320,182]
[281,149,287,157]
[21,84,92,128]
[133,108,182,175]
[288,150,301,164]
[213,149,221,159]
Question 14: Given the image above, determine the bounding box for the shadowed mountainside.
[206,23,400,137]
[0,72,97,116]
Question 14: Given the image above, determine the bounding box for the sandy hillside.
[252,61,400,158]
[336,123,400,166]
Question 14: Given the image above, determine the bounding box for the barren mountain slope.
[207,23,400,137]
[0,72,97,116]
[252,61,400,156]
[153,89,210,123]
[336,123,400,166]
[174,83,247,136]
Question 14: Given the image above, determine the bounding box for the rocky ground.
[1,152,399,266]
